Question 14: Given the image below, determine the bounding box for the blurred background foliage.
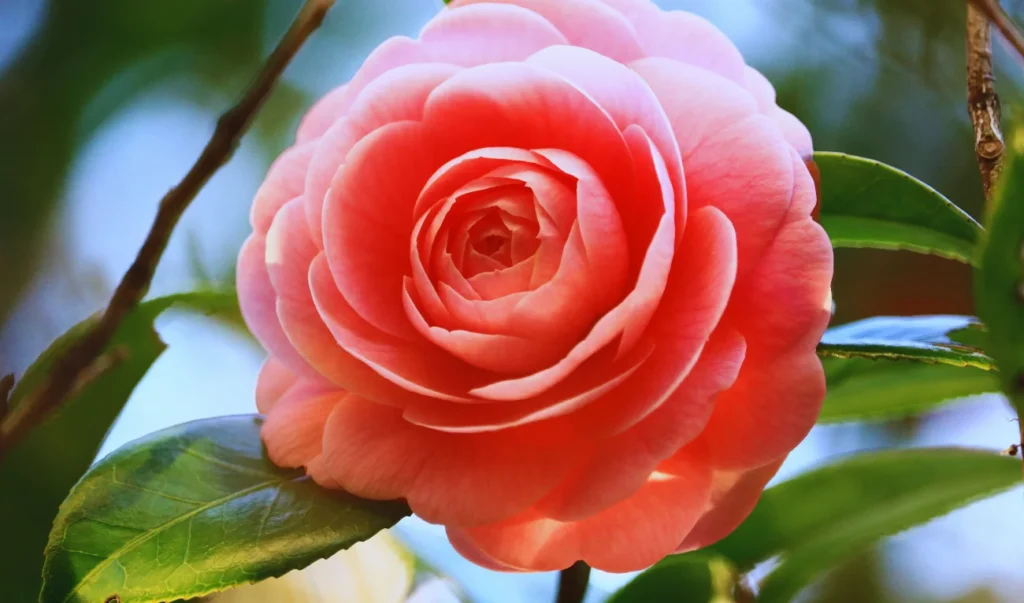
[1,1,1023,602]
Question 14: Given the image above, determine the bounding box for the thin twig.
[970,0,1024,63]
[555,562,591,603]
[967,3,1005,199]
[0,0,335,458]
[0,373,14,420]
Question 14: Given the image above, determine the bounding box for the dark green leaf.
[0,290,238,603]
[820,357,997,423]
[41,415,411,603]
[815,152,982,263]
[752,449,1021,603]
[608,553,735,603]
[974,139,1024,419]
[817,315,995,370]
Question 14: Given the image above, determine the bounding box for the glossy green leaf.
[974,138,1024,419]
[815,152,982,263]
[41,415,411,603]
[608,553,735,603]
[0,290,239,603]
[817,315,995,371]
[820,357,997,423]
[752,449,1021,603]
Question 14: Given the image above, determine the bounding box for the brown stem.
[0,0,335,458]
[967,0,1024,482]
[555,562,591,603]
[967,3,1005,199]
[969,0,1024,63]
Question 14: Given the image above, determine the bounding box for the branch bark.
[967,3,1005,199]
[0,0,335,457]
[969,0,1024,64]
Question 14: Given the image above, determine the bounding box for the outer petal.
[676,459,783,553]
[629,9,746,84]
[237,235,319,379]
[699,333,826,471]
[262,387,341,469]
[455,446,712,573]
[634,58,795,275]
[726,217,832,357]
[295,4,568,142]
[250,144,315,234]
[315,395,580,526]
[451,0,645,62]
[255,357,300,414]
[743,66,813,156]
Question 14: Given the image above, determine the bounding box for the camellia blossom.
[238,0,833,573]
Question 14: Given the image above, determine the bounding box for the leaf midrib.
[62,477,285,602]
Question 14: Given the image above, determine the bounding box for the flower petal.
[305,63,461,249]
[676,459,783,553]
[456,445,712,573]
[237,234,319,379]
[451,0,644,62]
[316,394,580,526]
[262,387,341,468]
[323,120,445,341]
[255,357,300,414]
[310,253,489,400]
[535,327,744,521]
[630,10,745,84]
[295,3,567,143]
[251,144,315,235]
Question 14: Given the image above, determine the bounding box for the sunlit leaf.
[41,415,410,603]
[974,137,1024,419]
[0,290,238,603]
[815,152,982,263]
[820,357,997,423]
[751,450,1021,602]
[608,553,736,603]
[641,450,1019,602]
[817,315,995,370]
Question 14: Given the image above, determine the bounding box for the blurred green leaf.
[820,357,997,423]
[632,449,1020,602]
[752,450,1021,603]
[0,0,269,323]
[815,152,982,263]
[41,415,411,603]
[0,290,238,602]
[608,553,736,603]
[974,137,1024,420]
[817,315,995,370]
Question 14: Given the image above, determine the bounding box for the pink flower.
[238,0,833,573]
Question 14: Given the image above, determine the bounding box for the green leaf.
[817,315,995,371]
[751,449,1021,603]
[815,152,982,263]
[608,553,736,603]
[41,415,411,603]
[820,357,997,423]
[0,290,238,603]
[974,138,1024,419]
[630,450,1019,602]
